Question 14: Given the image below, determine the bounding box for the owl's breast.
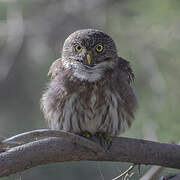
[60,85,131,136]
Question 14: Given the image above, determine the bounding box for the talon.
[95,132,103,138]
[79,131,92,138]
[95,132,112,149]
[102,132,111,145]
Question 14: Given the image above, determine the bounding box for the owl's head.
[61,29,118,82]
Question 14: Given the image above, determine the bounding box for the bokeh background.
[0,0,180,179]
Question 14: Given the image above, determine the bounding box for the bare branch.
[0,131,180,177]
[112,164,135,180]
[140,166,164,180]
[0,129,104,152]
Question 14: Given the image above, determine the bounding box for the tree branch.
[0,130,180,177]
[0,129,104,152]
[140,166,164,180]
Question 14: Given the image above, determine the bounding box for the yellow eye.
[96,44,104,53]
[74,44,82,52]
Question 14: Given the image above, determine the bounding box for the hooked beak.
[86,53,92,65]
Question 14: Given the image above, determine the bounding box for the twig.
[112,164,136,180]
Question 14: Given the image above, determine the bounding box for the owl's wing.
[48,58,62,80]
[117,56,135,84]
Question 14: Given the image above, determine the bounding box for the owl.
[41,29,137,142]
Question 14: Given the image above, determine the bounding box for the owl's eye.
[74,44,82,52]
[95,44,104,53]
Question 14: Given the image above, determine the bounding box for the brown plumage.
[41,29,137,137]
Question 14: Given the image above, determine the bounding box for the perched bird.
[41,29,137,142]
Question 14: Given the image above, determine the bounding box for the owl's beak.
[86,53,92,65]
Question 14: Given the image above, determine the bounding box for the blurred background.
[0,0,180,179]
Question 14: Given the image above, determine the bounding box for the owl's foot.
[95,132,112,149]
[78,131,92,138]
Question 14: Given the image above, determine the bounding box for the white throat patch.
[62,58,114,82]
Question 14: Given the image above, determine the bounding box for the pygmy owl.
[41,29,137,140]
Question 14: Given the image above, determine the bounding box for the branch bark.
[0,130,180,177]
[0,129,104,152]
